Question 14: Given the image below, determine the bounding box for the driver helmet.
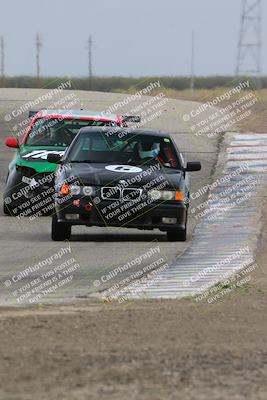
[138,142,160,159]
[49,122,66,142]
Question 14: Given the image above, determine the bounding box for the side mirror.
[186,161,201,172]
[5,137,19,148]
[47,153,62,164]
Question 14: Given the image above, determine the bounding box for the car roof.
[78,127,171,138]
[37,109,119,121]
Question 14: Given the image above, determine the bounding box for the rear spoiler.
[121,115,141,123]
[29,110,39,118]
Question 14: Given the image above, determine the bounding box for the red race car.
[3,109,140,216]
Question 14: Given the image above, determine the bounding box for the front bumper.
[55,196,187,231]
[4,169,55,214]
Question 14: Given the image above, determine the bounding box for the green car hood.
[10,146,66,174]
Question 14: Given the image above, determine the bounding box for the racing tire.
[3,203,14,216]
[167,227,187,242]
[167,210,188,242]
[51,214,71,241]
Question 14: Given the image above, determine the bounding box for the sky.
[0,0,266,77]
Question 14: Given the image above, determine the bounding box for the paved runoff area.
[125,133,267,300]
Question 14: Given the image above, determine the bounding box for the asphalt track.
[0,88,219,306]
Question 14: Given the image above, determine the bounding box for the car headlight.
[148,189,162,200]
[148,190,184,201]
[70,185,81,195]
[83,186,94,196]
[162,191,176,201]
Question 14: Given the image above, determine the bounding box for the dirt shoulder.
[0,199,266,400]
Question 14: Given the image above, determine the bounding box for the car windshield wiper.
[68,160,92,163]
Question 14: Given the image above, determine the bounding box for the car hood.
[14,146,66,173]
[65,163,183,188]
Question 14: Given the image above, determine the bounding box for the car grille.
[101,187,142,201]
[35,172,54,187]
[122,188,142,201]
[101,187,121,200]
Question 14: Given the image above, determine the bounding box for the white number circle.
[105,165,142,173]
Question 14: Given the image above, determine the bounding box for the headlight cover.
[148,189,162,200]
[83,186,94,196]
[148,190,184,201]
[69,185,81,195]
[69,185,95,196]
[162,191,176,201]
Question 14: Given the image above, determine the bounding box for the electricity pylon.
[236,0,262,87]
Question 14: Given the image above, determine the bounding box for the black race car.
[48,127,201,241]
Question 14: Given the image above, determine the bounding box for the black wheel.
[51,214,71,241]
[167,210,188,242]
[41,205,55,217]
[167,228,187,242]
[3,203,14,216]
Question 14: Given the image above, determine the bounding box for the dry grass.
[165,88,267,133]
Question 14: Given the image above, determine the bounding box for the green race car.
[3,109,125,217]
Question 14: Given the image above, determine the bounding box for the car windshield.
[66,130,180,169]
[26,118,119,147]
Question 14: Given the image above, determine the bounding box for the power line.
[87,35,93,78]
[190,30,195,94]
[1,35,4,81]
[236,0,262,87]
